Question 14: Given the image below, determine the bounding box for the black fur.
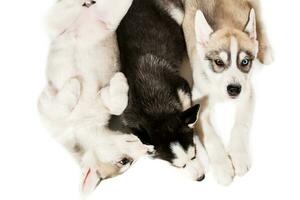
[117,0,199,163]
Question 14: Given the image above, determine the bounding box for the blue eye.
[241,58,250,66]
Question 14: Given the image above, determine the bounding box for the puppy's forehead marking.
[219,51,228,61]
[171,142,188,166]
[230,37,239,67]
[239,51,247,60]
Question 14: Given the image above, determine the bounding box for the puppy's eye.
[118,158,132,166]
[191,156,196,160]
[182,164,187,168]
[214,59,225,67]
[241,58,250,66]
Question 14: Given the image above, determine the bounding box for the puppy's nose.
[196,174,205,182]
[227,84,242,97]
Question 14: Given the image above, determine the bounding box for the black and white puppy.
[117,0,205,181]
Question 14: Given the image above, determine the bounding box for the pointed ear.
[180,104,200,128]
[244,8,257,40]
[195,10,213,47]
[81,167,102,195]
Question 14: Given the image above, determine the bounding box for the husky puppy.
[117,0,205,181]
[181,0,272,185]
[38,0,151,193]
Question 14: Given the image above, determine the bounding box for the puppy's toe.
[211,157,235,186]
[229,152,251,177]
[109,72,129,94]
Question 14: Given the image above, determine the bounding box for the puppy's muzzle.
[83,0,96,8]
[227,84,242,97]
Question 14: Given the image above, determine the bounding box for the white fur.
[38,0,150,194]
[192,11,257,185]
[169,6,185,25]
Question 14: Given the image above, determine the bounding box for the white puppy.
[38,0,151,194]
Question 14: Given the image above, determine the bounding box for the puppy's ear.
[195,10,213,47]
[180,104,200,128]
[81,167,102,195]
[244,9,257,40]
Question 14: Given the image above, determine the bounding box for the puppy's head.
[80,134,150,194]
[194,9,258,100]
[148,105,205,181]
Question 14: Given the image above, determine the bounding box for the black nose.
[197,174,205,182]
[227,84,242,97]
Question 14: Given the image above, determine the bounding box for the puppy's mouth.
[82,0,96,8]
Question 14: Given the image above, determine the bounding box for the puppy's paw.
[229,151,251,177]
[211,156,235,186]
[109,72,129,95]
[57,78,81,111]
[101,72,129,115]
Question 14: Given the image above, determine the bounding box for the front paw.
[38,78,81,120]
[211,156,235,186]
[102,72,129,115]
[229,150,251,177]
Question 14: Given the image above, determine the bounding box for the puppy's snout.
[83,0,96,7]
[227,84,241,97]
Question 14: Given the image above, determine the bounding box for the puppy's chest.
[211,101,236,146]
[72,8,108,40]
[48,21,118,99]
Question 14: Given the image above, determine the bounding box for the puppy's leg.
[46,0,83,38]
[99,72,129,115]
[228,94,254,176]
[38,78,81,121]
[201,105,234,185]
[182,1,198,66]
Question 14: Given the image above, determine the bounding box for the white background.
[0,0,299,199]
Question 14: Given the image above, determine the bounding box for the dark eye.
[182,164,187,168]
[191,156,196,160]
[118,158,132,166]
[241,58,250,67]
[214,59,225,67]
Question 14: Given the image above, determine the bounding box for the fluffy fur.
[116,0,205,181]
[38,0,152,194]
[181,0,271,185]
